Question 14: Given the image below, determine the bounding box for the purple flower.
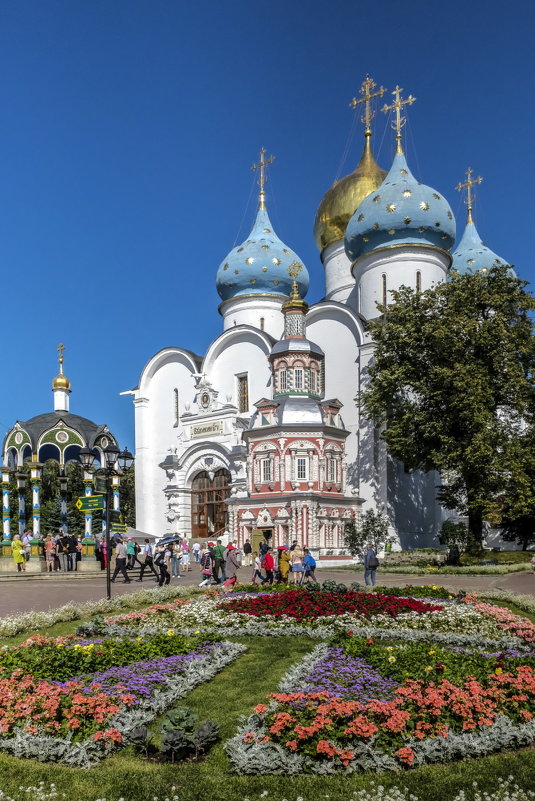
[289,647,398,701]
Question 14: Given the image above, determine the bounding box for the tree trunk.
[468,508,484,554]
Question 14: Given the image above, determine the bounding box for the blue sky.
[0,0,532,451]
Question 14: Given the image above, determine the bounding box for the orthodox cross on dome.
[456,167,484,225]
[251,148,275,211]
[288,261,303,280]
[349,75,386,134]
[57,343,65,372]
[381,85,416,154]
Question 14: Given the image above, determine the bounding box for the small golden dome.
[313,132,386,252]
[52,373,71,391]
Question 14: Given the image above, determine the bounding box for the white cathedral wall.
[321,241,356,306]
[353,245,450,320]
[135,350,198,536]
[219,296,285,340]
[306,304,363,501]
[203,329,274,413]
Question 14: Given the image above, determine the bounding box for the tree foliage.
[438,519,471,565]
[362,265,535,543]
[344,508,392,555]
[6,459,135,538]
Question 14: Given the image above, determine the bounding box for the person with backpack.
[364,543,379,586]
[222,543,240,592]
[261,548,275,585]
[136,539,159,581]
[154,543,171,586]
[199,548,213,587]
[212,539,226,584]
[302,548,318,584]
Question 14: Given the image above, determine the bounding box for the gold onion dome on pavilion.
[313,76,388,252]
[52,344,71,391]
[314,132,386,251]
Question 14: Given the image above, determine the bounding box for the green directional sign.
[111,523,128,533]
[76,495,105,512]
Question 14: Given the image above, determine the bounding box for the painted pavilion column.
[30,463,43,539]
[59,472,68,534]
[2,468,11,541]
[15,471,26,536]
[84,471,93,538]
[112,475,120,512]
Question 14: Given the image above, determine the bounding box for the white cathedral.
[128,80,512,560]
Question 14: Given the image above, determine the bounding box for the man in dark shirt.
[58,533,71,572]
[67,534,78,571]
[243,538,252,567]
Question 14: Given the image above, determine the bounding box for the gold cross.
[456,167,483,224]
[382,85,416,153]
[349,75,386,133]
[251,148,275,210]
[288,261,303,280]
[57,343,65,365]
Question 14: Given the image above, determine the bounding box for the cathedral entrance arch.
[191,469,232,538]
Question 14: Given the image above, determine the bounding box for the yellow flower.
[135,637,142,642]
[424,666,433,672]
[495,668,503,674]
[166,629,175,636]
[428,650,435,655]
[74,644,81,649]
[56,643,65,648]
[194,631,200,634]
[386,646,394,652]
[388,656,396,663]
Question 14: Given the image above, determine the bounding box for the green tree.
[344,508,392,555]
[362,265,535,546]
[439,519,471,565]
[119,466,136,528]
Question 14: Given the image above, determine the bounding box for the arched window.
[173,388,179,426]
[280,368,288,392]
[260,317,265,331]
[381,274,387,307]
[416,271,422,293]
[237,374,249,413]
[294,367,304,391]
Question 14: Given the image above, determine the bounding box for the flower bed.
[80,591,529,654]
[0,631,245,766]
[463,596,535,643]
[371,584,464,600]
[218,590,443,622]
[0,631,212,681]
[227,638,535,774]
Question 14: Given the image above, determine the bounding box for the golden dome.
[313,132,386,252]
[52,373,71,391]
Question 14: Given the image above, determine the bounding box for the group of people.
[11,530,85,573]
[197,538,317,591]
[109,537,194,586]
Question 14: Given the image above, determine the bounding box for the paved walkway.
[0,566,533,618]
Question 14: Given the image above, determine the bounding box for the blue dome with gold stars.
[345,152,456,262]
[451,219,511,275]
[216,207,309,302]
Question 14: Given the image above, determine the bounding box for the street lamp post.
[79,446,134,600]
